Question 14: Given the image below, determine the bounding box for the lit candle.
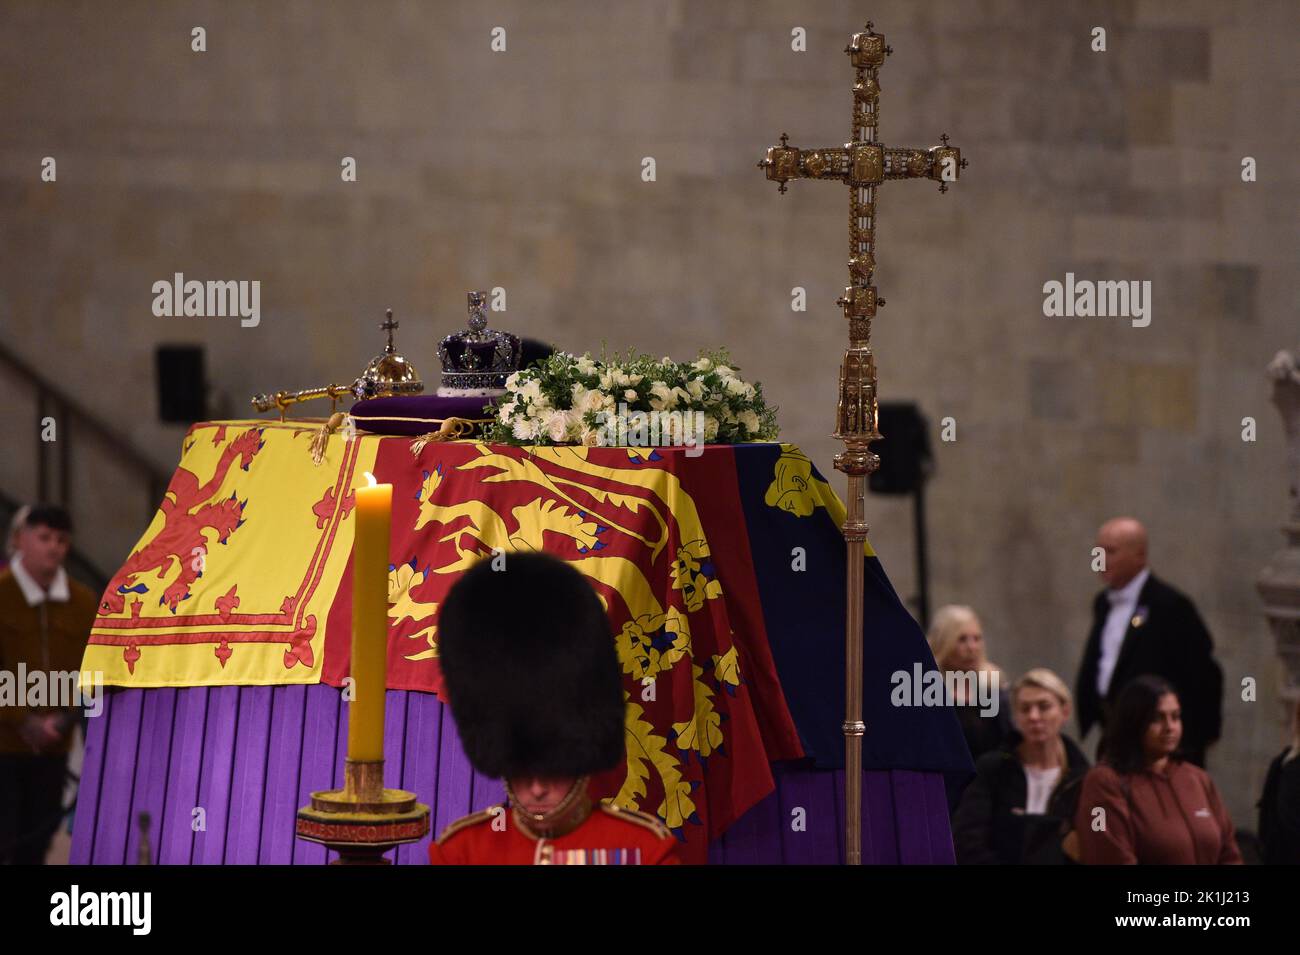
[347,470,392,763]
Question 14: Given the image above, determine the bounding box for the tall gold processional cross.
[757,22,966,866]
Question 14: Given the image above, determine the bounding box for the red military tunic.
[428,800,680,865]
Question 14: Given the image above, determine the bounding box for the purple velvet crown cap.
[349,394,497,437]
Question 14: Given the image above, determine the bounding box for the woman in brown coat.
[1076,675,1241,865]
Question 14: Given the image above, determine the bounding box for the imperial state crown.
[436,291,522,396]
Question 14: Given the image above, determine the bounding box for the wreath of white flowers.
[481,348,780,447]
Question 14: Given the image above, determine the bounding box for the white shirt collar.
[8,552,71,607]
[1108,566,1150,604]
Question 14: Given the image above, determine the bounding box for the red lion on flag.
[99,427,264,615]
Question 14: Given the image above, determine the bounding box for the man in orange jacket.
[428,551,679,866]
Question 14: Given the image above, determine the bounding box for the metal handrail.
[0,340,172,578]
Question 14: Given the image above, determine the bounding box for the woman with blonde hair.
[951,668,1091,864]
[927,605,1010,762]
[928,605,1000,678]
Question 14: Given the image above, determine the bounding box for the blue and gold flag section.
[75,422,968,864]
[721,443,974,776]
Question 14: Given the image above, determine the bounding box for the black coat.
[1258,748,1300,865]
[951,733,1090,865]
[1075,573,1223,765]
[944,689,1014,811]
[954,687,1014,764]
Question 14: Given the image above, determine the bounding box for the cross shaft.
[756,21,966,866]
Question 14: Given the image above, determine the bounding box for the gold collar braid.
[507,777,592,840]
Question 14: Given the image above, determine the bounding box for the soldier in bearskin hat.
[428,551,679,865]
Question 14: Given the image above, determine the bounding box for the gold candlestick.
[757,21,966,865]
[295,472,429,863]
[296,758,429,865]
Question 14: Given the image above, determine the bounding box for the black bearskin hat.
[436,551,626,779]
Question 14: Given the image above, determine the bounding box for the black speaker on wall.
[868,401,934,628]
[869,401,933,495]
[156,345,207,424]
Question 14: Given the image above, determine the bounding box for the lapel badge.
[1131,605,1149,629]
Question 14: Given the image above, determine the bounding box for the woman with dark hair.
[1076,675,1241,864]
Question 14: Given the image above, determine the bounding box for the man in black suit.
[1075,517,1223,766]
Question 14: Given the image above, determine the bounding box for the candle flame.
[363,471,378,487]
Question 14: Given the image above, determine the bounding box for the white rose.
[692,357,712,372]
[576,356,597,376]
[572,386,604,415]
[624,388,638,402]
[738,409,761,433]
[505,371,522,389]
[714,365,734,378]
[686,378,706,400]
[649,381,675,411]
[543,409,570,442]
[703,415,720,442]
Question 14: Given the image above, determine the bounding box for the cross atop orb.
[380,308,399,353]
[756,20,967,867]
